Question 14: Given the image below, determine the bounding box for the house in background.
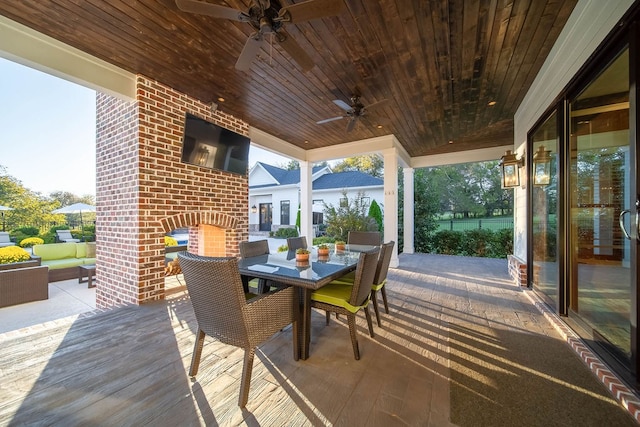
[248,162,383,234]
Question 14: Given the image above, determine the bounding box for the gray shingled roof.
[251,162,382,189]
[313,171,383,189]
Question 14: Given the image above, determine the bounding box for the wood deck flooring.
[0,253,636,426]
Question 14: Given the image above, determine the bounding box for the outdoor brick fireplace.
[159,212,238,258]
[94,76,249,309]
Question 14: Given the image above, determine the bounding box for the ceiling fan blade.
[333,99,353,111]
[316,116,344,124]
[276,30,314,72]
[278,0,345,24]
[364,98,389,112]
[175,0,249,22]
[346,117,357,133]
[235,34,264,71]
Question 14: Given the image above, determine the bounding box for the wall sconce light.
[533,146,552,186]
[499,150,525,189]
[251,205,257,213]
[196,145,209,166]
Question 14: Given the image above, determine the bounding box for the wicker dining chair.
[239,240,270,293]
[178,252,298,408]
[286,236,307,251]
[331,241,395,327]
[310,247,380,360]
[239,239,270,258]
[347,231,381,246]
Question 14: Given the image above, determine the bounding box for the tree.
[278,159,300,170]
[0,167,62,232]
[49,191,95,208]
[324,190,377,241]
[332,155,383,178]
[368,199,383,232]
[398,168,440,252]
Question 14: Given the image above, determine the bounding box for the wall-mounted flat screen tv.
[180,113,250,176]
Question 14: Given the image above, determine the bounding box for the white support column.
[299,161,314,242]
[403,167,415,254]
[383,149,399,267]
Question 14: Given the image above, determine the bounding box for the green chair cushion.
[330,270,356,285]
[41,259,84,269]
[311,283,368,314]
[76,242,87,258]
[33,242,78,260]
[248,278,261,293]
[371,278,386,291]
[331,275,386,292]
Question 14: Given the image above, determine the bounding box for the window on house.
[280,200,290,225]
[313,212,323,224]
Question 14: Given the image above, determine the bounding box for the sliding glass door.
[568,47,631,362]
[531,112,559,309]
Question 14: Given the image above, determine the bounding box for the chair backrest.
[373,241,395,285]
[56,230,73,239]
[347,231,381,246]
[349,248,380,306]
[178,252,250,348]
[239,240,270,258]
[286,236,307,251]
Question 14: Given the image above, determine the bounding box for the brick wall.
[507,254,528,287]
[95,75,249,308]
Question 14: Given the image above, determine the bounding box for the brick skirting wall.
[95,76,249,308]
[507,254,527,287]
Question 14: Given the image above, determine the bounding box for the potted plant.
[0,246,38,270]
[317,244,330,256]
[335,241,346,252]
[295,248,310,263]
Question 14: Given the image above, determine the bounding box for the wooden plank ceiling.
[0,0,577,158]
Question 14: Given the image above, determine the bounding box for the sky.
[0,58,290,197]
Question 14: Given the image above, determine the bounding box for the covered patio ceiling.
[0,0,577,158]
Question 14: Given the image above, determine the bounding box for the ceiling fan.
[175,0,344,72]
[316,94,389,132]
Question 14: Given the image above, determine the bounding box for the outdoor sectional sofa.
[32,242,96,282]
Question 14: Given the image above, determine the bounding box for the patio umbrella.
[52,202,96,238]
[0,205,12,232]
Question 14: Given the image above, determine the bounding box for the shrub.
[165,236,178,247]
[13,226,39,237]
[273,227,298,238]
[19,237,44,248]
[494,228,514,257]
[461,229,493,257]
[432,230,463,255]
[426,228,514,258]
[10,226,42,246]
[277,244,289,253]
[368,200,383,232]
[0,246,31,264]
[324,190,377,241]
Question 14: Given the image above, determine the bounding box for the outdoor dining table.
[238,244,377,360]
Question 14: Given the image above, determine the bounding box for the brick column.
[95,76,249,308]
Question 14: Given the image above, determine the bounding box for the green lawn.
[435,217,513,232]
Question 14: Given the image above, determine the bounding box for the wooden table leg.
[87,269,95,288]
